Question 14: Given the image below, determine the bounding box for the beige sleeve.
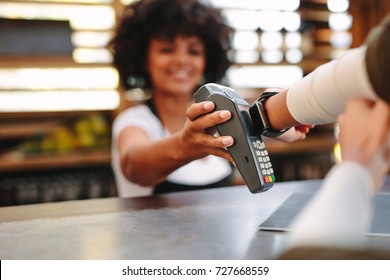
[286,15,390,125]
[286,47,377,125]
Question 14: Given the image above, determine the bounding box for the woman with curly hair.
[110,0,235,197]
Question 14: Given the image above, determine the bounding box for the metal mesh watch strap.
[249,91,289,138]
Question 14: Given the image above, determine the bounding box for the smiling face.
[146,35,206,97]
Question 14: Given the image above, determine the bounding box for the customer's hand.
[338,98,390,193]
[274,124,314,143]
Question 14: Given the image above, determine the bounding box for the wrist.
[264,90,301,130]
[175,131,204,163]
[249,91,289,137]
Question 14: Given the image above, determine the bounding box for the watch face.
[249,102,267,136]
[250,92,288,137]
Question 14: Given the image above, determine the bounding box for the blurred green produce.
[17,114,111,155]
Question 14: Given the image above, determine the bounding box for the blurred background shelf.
[266,133,336,155]
[0,149,111,173]
[0,119,61,139]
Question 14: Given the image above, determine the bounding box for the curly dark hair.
[110,0,233,90]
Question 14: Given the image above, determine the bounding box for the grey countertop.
[1,178,390,260]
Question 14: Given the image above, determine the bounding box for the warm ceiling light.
[330,31,352,48]
[0,3,115,30]
[120,0,140,4]
[232,31,259,50]
[261,49,283,64]
[28,0,112,3]
[329,13,353,31]
[209,0,300,11]
[226,65,303,88]
[73,48,113,63]
[285,49,303,64]
[258,10,284,31]
[0,68,118,90]
[223,10,259,31]
[285,32,302,49]
[71,31,113,48]
[228,50,260,64]
[261,32,283,49]
[283,11,301,31]
[0,90,120,112]
[327,0,349,13]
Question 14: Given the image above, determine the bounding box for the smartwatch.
[249,91,289,138]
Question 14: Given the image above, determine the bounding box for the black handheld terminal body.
[194,83,275,193]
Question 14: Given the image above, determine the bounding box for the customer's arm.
[261,47,375,142]
[287,99,390,249]
[263,47,378,132]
